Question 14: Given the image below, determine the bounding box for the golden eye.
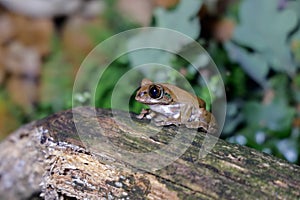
[149,85,163,99]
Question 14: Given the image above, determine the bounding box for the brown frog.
[135,78,218,134]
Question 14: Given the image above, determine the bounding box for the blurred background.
[0,0,300,165]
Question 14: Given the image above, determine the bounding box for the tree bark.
[0,107,299,200]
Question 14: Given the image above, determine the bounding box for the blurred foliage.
[154,0,202,38]
[222,0,300,164]
[1,0,300,165]
[225,0,297,86]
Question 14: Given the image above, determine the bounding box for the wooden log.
[0,107,299,200]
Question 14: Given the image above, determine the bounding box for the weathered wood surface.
[0,107,299,200]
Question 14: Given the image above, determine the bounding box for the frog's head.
[135,78,173,105]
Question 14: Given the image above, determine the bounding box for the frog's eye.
[149,84,163,99]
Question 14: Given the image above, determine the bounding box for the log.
[0,107,299,200]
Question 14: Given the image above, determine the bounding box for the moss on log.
[0,107,299,200]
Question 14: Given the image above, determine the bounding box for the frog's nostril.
[139,92,146,97]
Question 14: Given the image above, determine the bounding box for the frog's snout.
[136,91,146,99]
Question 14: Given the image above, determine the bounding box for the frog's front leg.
[136,108,156,120]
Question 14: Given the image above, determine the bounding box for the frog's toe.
[136,113,145,119]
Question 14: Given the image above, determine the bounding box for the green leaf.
[231,0,298,73]
[225,41,268,87]
[286,1,300,19]
[243,99,295,132]
[154,0,202,39]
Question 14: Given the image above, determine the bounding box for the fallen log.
[0,107,299,199]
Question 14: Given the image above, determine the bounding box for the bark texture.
[0,107,299,200]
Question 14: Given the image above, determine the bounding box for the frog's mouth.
[136,98,170,105]
[135,95,169,104]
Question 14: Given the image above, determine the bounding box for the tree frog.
[135,78,218,134]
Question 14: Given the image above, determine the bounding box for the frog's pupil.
[149,85,162,99]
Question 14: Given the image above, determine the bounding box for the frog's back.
[162,83,206,108]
